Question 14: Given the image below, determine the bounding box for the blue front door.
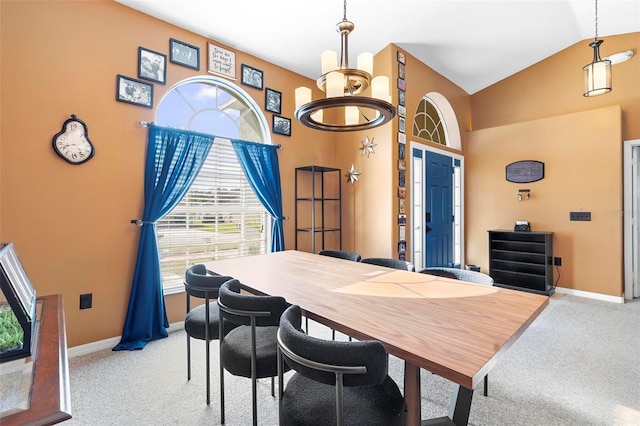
[425,151,453,267]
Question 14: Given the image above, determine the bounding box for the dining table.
[205,250,549,426]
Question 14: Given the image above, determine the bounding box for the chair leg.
[271,376,275,397]
[187,335,191,381]
[206,338,210,405]
[484,374,488,397]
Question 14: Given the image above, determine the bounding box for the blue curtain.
[114,125,214,351]
[231,140,285,252]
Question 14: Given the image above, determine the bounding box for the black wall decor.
[506,160,545,183]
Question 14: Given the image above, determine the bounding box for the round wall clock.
[52,114,95,165]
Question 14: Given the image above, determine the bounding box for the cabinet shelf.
[488,230,554,296]
[295,166,342,253]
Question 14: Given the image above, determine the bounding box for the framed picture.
[399,225,406,241]
[170,38,199,70]
[398,144,405,159]
[116,74,154,108]
[397,51,406,64]
[398,78,406,90]
[399,89,406,106]
[399,252,406,261]
[399,117,406,132]
[398,241,406,254]
[208,42,236,79]
[399,171,406,187]
[398,132,406,144]
[265,88,282,114]
[241,64,264,90]
[398,105,407,118]
[398,187,406,198]
[399,199,406,214]
[398,214,407,225]
[272,115,291,136]
[398,159,406,171]
[398,63,406,80]
[138,47,166,85]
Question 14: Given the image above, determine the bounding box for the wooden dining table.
[205,250,548,426]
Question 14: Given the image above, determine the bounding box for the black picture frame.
[265,88,282,114]
[272,115,291,136]
[241,64,264,90]
[138,47,167,85]
[170,38,200,70]
[116,74,154,108]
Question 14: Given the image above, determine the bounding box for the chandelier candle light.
[583,0,611,97]
[295,0,396,132]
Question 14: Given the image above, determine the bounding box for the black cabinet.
[488,230,554,296]
[295,166,341,253]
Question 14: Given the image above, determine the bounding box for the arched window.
[155,76,272,291]
[412,93,461,150]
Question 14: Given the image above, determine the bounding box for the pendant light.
[583,0,611,97]
[294,0,396,132]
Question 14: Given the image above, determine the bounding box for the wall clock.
[52,114,95,165]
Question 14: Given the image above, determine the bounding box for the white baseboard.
[554,286,624,304]
[68,321,184,359]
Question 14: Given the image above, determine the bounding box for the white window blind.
[155,77,271,291]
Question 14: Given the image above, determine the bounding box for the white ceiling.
[116,0,639,94]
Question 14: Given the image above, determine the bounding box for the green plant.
[0,304,23,353]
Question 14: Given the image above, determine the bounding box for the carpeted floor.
[63,293,640,425]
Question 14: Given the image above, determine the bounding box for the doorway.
[624,139,640,300]
[410,142,463,271]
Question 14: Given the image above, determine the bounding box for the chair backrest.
[184,264,234,299]
[360,257,415,272]
[218,279,289,327]
[318,250,362,262]
[278,305,388,387]
[419,267,494,285]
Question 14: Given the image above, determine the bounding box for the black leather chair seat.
[220,325,281,379]
[280,365,404,426]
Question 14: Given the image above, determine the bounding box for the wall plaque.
[506,160,544,183]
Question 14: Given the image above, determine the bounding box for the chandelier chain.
[343,0,347,21]
[594,0,598,41]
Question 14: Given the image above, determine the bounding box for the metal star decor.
[345,164,361,184]
[359,136,376,157]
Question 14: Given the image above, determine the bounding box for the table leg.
[420,383,473,426]
[404,361,421,426]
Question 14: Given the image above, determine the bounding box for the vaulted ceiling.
[116,0,639,94]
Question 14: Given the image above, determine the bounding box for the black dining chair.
[318,249,362,262]
[360,257,415,272]
[277,305,405,426]
[183,264,237,404]
[317,249,362,340]
[217,279,290,426]
[419,266,494,395]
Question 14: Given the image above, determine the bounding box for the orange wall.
[0,1,335,347]
[465,32,638,298]
[466,107,623,296]
[1,1,636,348]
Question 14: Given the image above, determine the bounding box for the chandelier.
[583,0,611,97]
[294,0,396,132]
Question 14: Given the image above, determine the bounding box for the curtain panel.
[114,125,213,351]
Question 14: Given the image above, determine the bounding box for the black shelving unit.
[295,166,341,253]
[488,230,554,296]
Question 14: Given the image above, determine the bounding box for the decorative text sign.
[208,43,236,79]
[506,160,545,183]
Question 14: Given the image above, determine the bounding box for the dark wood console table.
[0,294,71,425]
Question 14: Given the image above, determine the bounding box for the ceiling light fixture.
[294,0,396,132]
[604,50,634,65]
[583,0,611,97]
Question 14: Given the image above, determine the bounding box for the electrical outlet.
[570,211,591,221]
[554,257,562,266]
[80,293,92,310]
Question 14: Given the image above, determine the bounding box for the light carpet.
[64,293,640,425]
